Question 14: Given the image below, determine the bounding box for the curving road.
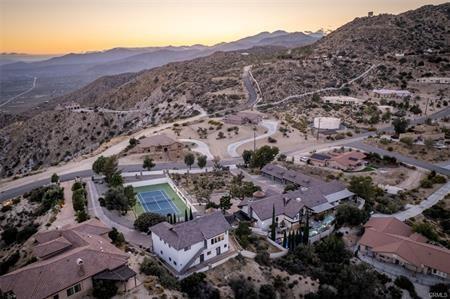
[0,76,37,108]
[178,138,214,160]
[227,120,279,158]
[257,64,378,108]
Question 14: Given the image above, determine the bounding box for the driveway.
[178,138,214,159]
[373,182,450,221]
[227,120,279,158]
[86,180,152,249]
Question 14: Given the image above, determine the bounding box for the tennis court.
[133,183,187,217]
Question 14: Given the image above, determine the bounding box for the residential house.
[328,151,367,171]
[129,134,184,161]
[416,77,450,84]
[359,217,450,279]
[372,89,411,99]
[261,164,323,189]
[223,112,262,125]
[55,101,81,111]
[0,219,136,299]
[309,153,331,167]
[150,212,231,275]
[243,165,357,232]
[322,96,365,106]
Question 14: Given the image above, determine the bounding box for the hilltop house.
[322,96,365,106]
[0,219,136,299]
[150,212,232,276]
[223,111,262,125]
[129,134,184,161]
[372,89,411,99]
[359,217,450,279]
[241,164,358,231]
[55,101,81,111]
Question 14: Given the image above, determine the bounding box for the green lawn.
[133,183,188,217]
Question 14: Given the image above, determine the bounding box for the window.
[160,250,163,255]
[174,261,177,265]
[53,295,59,299]
[224,244,227,248]
[207,251,211,255]
[66,284,81,297]
[169,257,172,261]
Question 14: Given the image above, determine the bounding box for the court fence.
[165,175,198,213]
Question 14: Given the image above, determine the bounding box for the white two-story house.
[150,211,231,275]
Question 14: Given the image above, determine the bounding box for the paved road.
[227,120,279,158]
[0,159,240,202]
[0,76,37,108]
[257,64,377,107]
[242,66,258,107]
[350,141,450,177]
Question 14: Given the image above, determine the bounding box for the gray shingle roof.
[261,164,323,188]
[150,211,231,250]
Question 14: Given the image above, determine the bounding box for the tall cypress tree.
[168,214,172,224]
[189,207,194,220]
[282,230,287,248]
[173,214,177,224]
[302,211,310,245]
[184,209,188,222]
[289,231,294,251]
[270,204,276,241]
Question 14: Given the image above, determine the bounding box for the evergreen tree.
[184,209,188,222]
[270,204,276,241]
[168,214,172,224]
[173,213,177,224]
[303,212,310,245]
[282,230,287,248]
[189,207,194,220]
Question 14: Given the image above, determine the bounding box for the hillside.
[253,3,450,105]
[0,3,448,178]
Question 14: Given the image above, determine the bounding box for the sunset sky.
[0,0,446,54]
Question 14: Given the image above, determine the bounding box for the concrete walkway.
[227,120,279,158]
[373,182,450,221]
[49,181,76,229]
[85,180,152,249]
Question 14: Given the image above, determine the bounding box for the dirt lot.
[206,256,319,299]
[366,138,450,163]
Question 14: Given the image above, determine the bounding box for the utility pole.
[424,97,430,116]
[316,118,321,140]
[253,125,256,151]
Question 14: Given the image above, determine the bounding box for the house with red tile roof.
[0,219,136,299]
[328,151,367,171]
[358,217,450,279]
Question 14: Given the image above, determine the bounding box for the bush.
[0,252,20,275]
[180,272,220,299]
[2,226,18,245]
[394,276,419,299]
[335,204,367,226]
[71,181,83,191]
[413,222,439,241]
[259,284,276,299]
[134,212,166,232]
[108,227,125,246]
[92,279,118,298]
[140,257,180,290]
[429,283,449,296]
[229,277,258,299]
[254,250,270,266]
[16,224,38,242]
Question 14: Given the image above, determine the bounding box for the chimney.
[76,258,85,276]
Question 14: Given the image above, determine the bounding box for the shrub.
[16,224,38,242]
[140,257,180,289]
[413,222,439,241]
[2,226,18,245]
[429,283,450,296]
[0,252,20,275]
[394,276,419,299]
[254,250,270,266]
[108,227,125,246]
[134,212,166,232]
[229,277,258,299]
[92,279,118,299]
[259,284,276,299]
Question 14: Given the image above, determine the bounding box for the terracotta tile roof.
[330,151,366,168]
[0,220,128,299]
[150,211,231,250]
[359,217,450,275]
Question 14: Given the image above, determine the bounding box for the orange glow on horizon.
[0,0,447,55]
